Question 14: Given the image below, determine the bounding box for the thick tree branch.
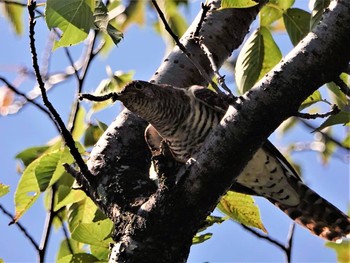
[98,1,350,262]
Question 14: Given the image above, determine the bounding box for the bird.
[106,80,350,242]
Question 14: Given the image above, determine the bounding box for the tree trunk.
[84,0,350,262]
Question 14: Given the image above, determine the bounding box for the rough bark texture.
[83,0,350,262]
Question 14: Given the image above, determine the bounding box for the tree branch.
[27,0,92,184]
[0,203,40,252]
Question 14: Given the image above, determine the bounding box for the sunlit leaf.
[56,238,81,260]
[343,133,350,149]
[283,8,311,46]
[259,0,296,27]
[327,74,349,110]
[71,219,114,247]
[316,111,350,131]
[45,0,95,49]
[90,244,110,261]
[67,197,98,232]
[0,184,10,198]
[198,215,226,233]
[310,0,330,30]
[325,240,350,263]
[299,90,323,111]
[221,0,259,9]
[235,29,263,93]
[94,0,123,45]
[57,253,99,263]
[218,191,267,233]
[235,27,281,93]
[192,233,213,244]
[2,2,24,35]
[72,106,86,140]
[55,185,87,211]
[90,71,134,113]
[16,145,50,167]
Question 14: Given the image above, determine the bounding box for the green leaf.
[71,219,114,247]
[15,145,50,167]
[310,0,330,30]
[0,184,10,198]
[325,240,350,263]
[235,27,281,93]
[316,111,350,131]
[45,0,95,49]
[34,148,72,192]
[192,233,213,244]
[72,106,86,140]
[343,133,350,149]
[84,124,105,147]
[198,215,226,233]
[327,74,349,110]
[94,0,123,46]
[257,26,282,80]
[90,70,134,113]
[260,4,283,27]
[90,244,110,261]
[283,8,311,46]
[56,238,82,261]
[14,146,73,222]
[235,29,263,93]
[2,1,24,35]
[117,0,146,31]
[259,0,295,27]
[221,0,259,9]
[55,185,87,211]
[299,90,323,111]
[58,253,99,263]
[14,157,41,222]
[67,197,98,232]
[218,191,267,233]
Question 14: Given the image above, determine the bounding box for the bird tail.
[271,178,350,242]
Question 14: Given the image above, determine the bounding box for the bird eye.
[134,82,143,90]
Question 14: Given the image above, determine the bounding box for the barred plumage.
[116,80,350,242]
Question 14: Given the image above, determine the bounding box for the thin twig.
[57,212,74,254]
[28,1,92,180]
[0,76,52,117]
[0,0,26,7]
[240,223,295,263]
[151,0,223,94]
[38,187,56,262]
[67,32,102,133]
[285,223,295,263]
[199,41,233,95]
[0,203,40,251]
[79,92,118,102]
[296,104,340,119]
[299,118,350,150]
[193,3,211,37]
[334,77,350,97]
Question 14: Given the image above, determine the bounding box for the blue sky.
[0,1,349,262]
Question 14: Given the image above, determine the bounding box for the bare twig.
[285,223,295,263]
[38,187,56,262]
[28,1,92,180]
[199,41,233,95]
[299,118,350,150]
[151,0,223,94]
[0,203,40,252]
[57,212,74,254]
[0,0,26,7]
[334,77,350,97]
[240,223,295,263]
[67,32,104,133]
[296,104,340,119]
[0,76,53,117]
[193,3,211,37]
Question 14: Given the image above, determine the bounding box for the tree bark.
[85,0,350,262]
